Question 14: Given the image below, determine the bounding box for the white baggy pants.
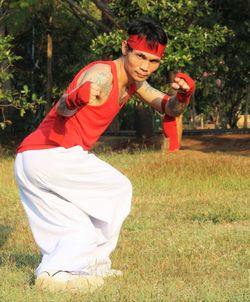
[14,146,132,276]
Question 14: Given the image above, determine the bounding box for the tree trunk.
[215,105,220,129]
[134,105,154,139]
[161,114,183,153]
[190,92,197,129]
[176,114,183,145]
[244,84,250,128]
[228,92,242,128]
[45,1,53,114]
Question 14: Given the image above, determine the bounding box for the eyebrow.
[137,52,161,63]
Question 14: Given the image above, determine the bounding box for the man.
[14,17,195,292]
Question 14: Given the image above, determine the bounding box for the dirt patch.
[95,133,250,156]
[182,133,250,156]
[1,133,250,156]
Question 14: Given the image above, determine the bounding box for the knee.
[117,174,133,216]
[112,172,132,197]
[122,175,133,198]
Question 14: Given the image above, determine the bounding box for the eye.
[150,60,160,64]
[137,54,144,59]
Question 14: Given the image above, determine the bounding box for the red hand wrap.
[161,95,180,151]
[162,115,180,151]
[65,81,91,110]
[175,72,195,104]
[161,95,170,113]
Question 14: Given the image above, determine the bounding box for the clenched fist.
[171,72,195,103]
[89,82,102,103]
[65,81,102,110]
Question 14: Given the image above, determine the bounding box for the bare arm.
[135,80,188,117]
[56,64,113,117]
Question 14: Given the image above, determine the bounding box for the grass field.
[0,147,249,302]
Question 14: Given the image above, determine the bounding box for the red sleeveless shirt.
[17,61,136,153]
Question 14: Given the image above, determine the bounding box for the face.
[122,41,162,82]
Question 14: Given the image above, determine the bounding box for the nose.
[140,60,149,72]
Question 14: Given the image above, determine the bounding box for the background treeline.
[0,0,249,138]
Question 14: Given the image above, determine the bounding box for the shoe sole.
[35,275,104,293]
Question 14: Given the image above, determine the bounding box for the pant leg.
[14,146,132,275]
[15,152,99,276]
[88,214,126,274]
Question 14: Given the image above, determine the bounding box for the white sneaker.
[88,267,123,278]
[99,269,123,278]
[35,271,104,292]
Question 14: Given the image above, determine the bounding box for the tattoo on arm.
[137,81,188,116]
[83,70,112,98]
[56,68,112,117]
[164,95,188,116]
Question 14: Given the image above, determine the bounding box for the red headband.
[127,35,166,58]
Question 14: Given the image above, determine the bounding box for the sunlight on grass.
[0,149,249,301]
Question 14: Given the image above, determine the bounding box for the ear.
[121,41,128,56]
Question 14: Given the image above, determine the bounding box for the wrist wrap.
[161,95,180,151]
[162,115,180,151]
[175,72,195,104]
[65,81,91,110]
[161,95,170,114]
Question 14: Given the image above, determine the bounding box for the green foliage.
[0,0,249,133]
[0,0,98,133]
[92,0,232,72]
[91,29,126,57]
[163,24,232,70]
[0,35,21,82]
[1,0,39,34]
[0,35,45,130]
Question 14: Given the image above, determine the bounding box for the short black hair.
[127,17,168,48]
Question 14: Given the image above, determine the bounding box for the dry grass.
[0,149,249,301]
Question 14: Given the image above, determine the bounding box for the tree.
[214,0,250,128]
[193,0,250,128]
[0,0,101,132]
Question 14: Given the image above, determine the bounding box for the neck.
[114,57,133,88]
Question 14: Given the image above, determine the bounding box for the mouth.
[135,72,148,79]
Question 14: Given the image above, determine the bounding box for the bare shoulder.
[77,63,113,88]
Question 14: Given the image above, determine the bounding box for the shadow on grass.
[0,250,40,270]
[0,251,40,285]
[0,225,40,271]
[11,253,40,269]
[0,225,13,248]
[191,210,248,224]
